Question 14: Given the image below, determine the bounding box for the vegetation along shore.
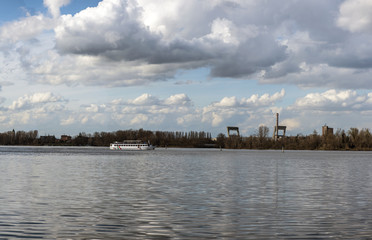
[0,127,371,151]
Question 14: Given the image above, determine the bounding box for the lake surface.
[0,146,371,239]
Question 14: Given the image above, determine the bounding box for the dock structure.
[273,113,286,141]
[227,126,240,137]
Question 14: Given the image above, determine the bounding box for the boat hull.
[110,141,155,150]
[110,145,155,150]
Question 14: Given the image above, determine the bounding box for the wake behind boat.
[110,140,155,150]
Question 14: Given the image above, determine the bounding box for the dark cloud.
[325,35,372,69]
[7,0,371,89]
[210,34,287,78]
[54,0,288,80]
[56,8,214,64]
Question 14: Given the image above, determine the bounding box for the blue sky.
[1,0,372,137]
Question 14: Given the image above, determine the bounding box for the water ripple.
[0,147,371,239]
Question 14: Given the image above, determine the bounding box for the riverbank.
[1,128,371,151]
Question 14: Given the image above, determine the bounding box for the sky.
[1,0,372,138]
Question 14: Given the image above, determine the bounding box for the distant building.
[61,135,72,142]
[322,125,333,136]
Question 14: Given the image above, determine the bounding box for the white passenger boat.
[110,140,155,150]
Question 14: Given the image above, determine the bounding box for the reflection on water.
[0,147,371,239]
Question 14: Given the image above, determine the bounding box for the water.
[0,146,371,239]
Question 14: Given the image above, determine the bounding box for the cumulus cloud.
[54,0,214,64]
[83,104,106,113]
[1,88,372,136]
[2,0,372,89]
[8,92,66,110]
[0,91,68,130]
[128,93,160,105]
[0,15,55,43]
[108,93,194,128]
[123,93,192,107]
[202,89,285,127]
[70,91,283,134]
[242,89,286,106]
[212,89,285,108]
[130,114,149,125]
[290,89,372,111]
[337,0,372,33]
[164,94,191,105]
[51,0,287,82]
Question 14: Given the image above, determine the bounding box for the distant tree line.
[0,130,39,145]
[217,126,372,151]
[0,127,371,150]
[73,129,214,147]
[0,129,214,148]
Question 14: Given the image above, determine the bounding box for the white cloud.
[44,0,71,18]
[281,118,301,131]
[211,112,224,127]
[0,92,68,130]
[211,89,285,108]
[242,89,285,106]
[290,89,372,112]
[202,90,285,129]
[0,15,55,43]
[9,92,65,110]
[208,18,239,45]
[337,0,372,33]
[1,88,372,136]
[50,0,287,83]
[164,94,191,105]
[84,104,106,113]
[214,96,238,107]
[61,116,75,125]
[129,93,160,105]
[176,113,199,125]
[130,114,148,125]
